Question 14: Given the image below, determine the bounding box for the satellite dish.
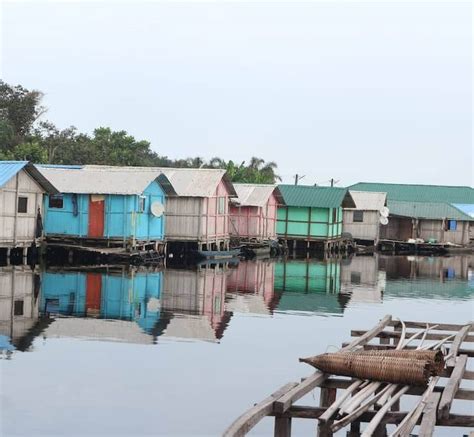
[150,202,164,217]
[380,216,389,226]
[380,207,389,218]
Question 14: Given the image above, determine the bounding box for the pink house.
[229,184,284,242]
[158,168,237,252]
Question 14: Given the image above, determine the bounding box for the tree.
[0,80,45,146]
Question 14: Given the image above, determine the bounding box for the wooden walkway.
[224,315,474,436]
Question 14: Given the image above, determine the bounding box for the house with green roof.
[348,183,474,245]
[276,185,355,247]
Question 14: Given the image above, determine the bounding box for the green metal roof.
[388,200,474,221]
[278,184,355,208]
[349,182,474,204]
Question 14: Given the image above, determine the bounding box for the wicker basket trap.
[299,352,441,386]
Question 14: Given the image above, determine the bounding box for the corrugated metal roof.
[388,200,474,221]
[349,182,474,204]
[278,184,355,208]
[232,183,284,207]
[347,191,387,211]
[0,161,58,193]
[157,167,237,197]
[0,161,28,188]
[81,165,237,198]
[452,203,474,218]
[36,165,176,195]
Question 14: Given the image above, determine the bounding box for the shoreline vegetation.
[0,80,280,184]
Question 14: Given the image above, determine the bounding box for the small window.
[351,272,361,285]
[14,300,24,316]
[138,196,146,213]
[218,197,226,215]
[17,196,28,213]
[445,220,457,231]
[49,194,64,209]
[353,210,364,223]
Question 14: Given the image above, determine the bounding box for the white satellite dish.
[150,202,164,217]
[380,216,389,226]
[380,206,389,218]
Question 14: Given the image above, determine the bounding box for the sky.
[1,1,472,186]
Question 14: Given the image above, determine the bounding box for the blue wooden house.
[41,269,166,336]
[36,165,176,250]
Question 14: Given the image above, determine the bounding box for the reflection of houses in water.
[0,266,43,352]
[274,259,351,315]
[161,267,232,342]
[225,261,279,315]
[41,269,166,344]
[340,255,385,304]
[379,255,473,300]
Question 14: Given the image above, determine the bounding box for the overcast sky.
[1,1,472,186]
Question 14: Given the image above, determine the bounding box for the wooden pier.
[224,315,474,436]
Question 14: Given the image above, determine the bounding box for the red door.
[86,273,101,316]
[88,196,105,237]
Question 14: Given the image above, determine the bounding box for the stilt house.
[0,161,57,254]
[157,168,237,252]
[36,165,176,251]
[276,185,355,250]
[342,191,387,245]
[349,183,474,245]
[229,184,284,242]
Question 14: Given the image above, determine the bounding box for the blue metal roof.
[0,161,29,188]
[453,203,474,218]
[0,160,58,193]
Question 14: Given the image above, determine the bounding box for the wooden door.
[86,273,101,316]
[88,195,105,237]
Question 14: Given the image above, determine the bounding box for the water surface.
[1,254,473,436]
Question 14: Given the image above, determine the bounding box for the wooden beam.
[340,342,474,358]
[341,315,392,352]
[446,325,471,367]
[439,355,468,420]
[388,320,473,332]
[223,382,298,437]
[274,417,292,437]
[350,329,474,343]
[273,406,474,427]
[273,372,327,414]
[320,378,474,400]
[418,392,441,437]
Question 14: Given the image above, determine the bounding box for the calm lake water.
[1,254,473,436]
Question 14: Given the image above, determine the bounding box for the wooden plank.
[223,382,298,437]
[274,417,292,437]
[340,342,474,358]
[274,406,474,427]
[439,354,468,420]
[341,315,392,352]
[273,372,327,414]
[351,329,474,342]
[418,392,441,437]
[317,387,336,437]
[446,325,471,367]
[388,320,474,332]
[321,378,474,400]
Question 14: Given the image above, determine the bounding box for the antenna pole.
[294,174,305,185]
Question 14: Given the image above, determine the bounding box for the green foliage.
[0,80,280,184]
[0,80,45,145]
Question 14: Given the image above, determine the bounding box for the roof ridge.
[351,182,474,189]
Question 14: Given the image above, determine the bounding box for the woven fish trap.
[347,349,444,374]
[299,353,432,386]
